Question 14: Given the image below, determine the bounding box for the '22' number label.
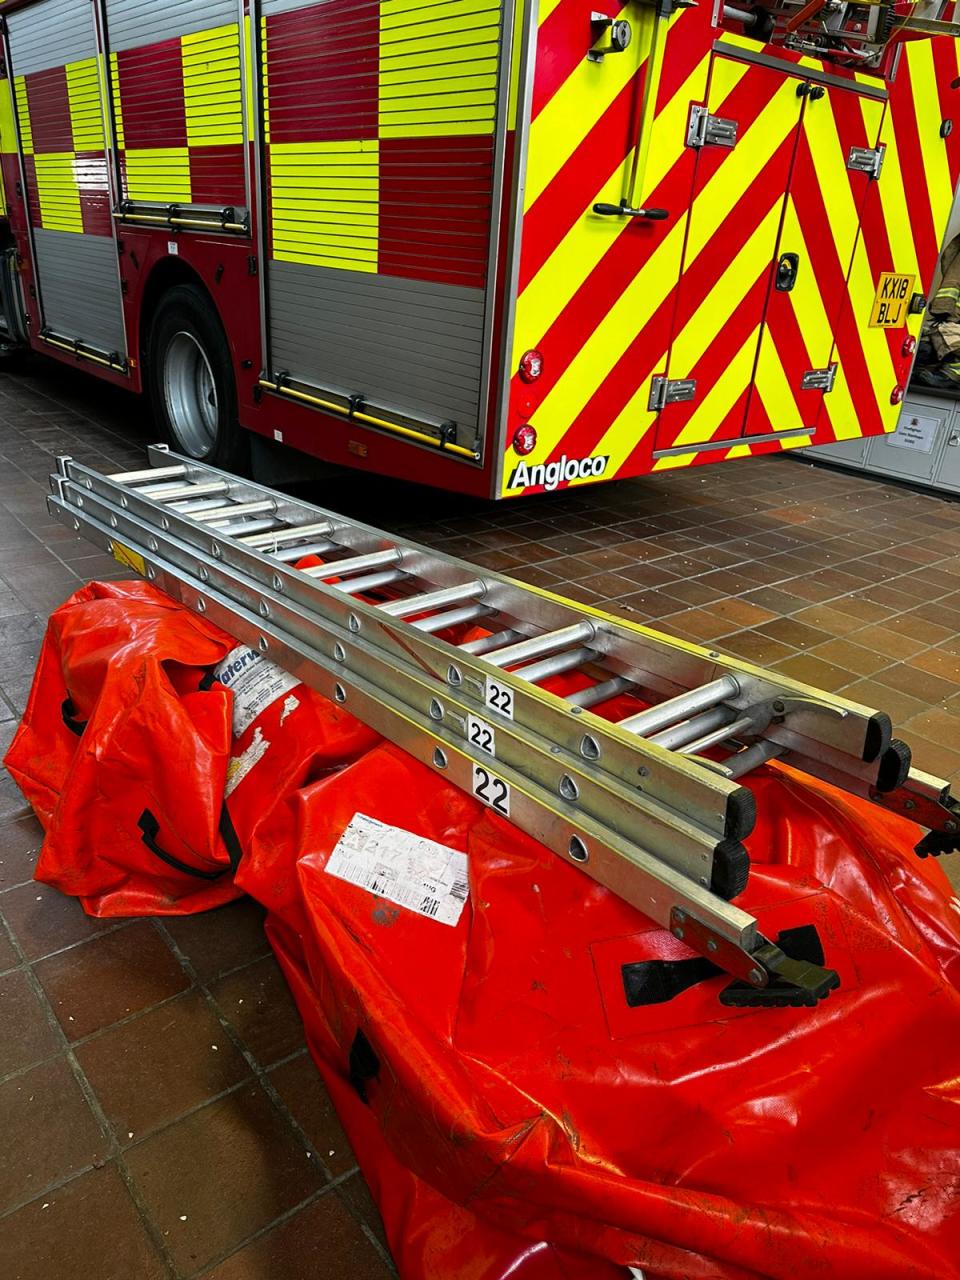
[466,715,496,757]
[472,764,510,817]
[485,676,514,720]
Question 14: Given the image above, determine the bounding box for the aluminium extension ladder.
[47,446,960,1007]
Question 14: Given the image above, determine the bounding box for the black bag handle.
[137,804,243,881]
[61,697,87,737]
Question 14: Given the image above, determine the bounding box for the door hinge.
[687,105,738,150]
[649,376,698,411]
[800,364,837,392]
[847,144,885,181]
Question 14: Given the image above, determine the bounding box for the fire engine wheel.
[148,284,247,471]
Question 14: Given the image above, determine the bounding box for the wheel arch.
[138,256,222,366]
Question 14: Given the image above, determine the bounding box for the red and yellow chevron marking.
[501,7,960,496]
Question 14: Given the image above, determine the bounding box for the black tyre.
[147,283,248,471]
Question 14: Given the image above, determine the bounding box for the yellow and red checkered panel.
[111,24,245,207]
[501,4,960,494]
[262,0,499,288]
[14,58,112,235]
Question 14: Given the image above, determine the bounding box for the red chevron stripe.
[931,38,960,190]
[531,0,628,120]
[520,18,707,295]
[889,58,939,284]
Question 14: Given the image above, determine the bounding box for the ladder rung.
[270,541,338,563]
[618,675,741,737]
[240,521,335,548]
[207,518,279,538]
[411,604,491,633]
[302,549,401,580]
[713,741,784,780]
[329,569,405,595]
[566,676,634,708]
[679,714,755,756]
[514,646,596,685]
[109,464,186,483]
[142,480,229,502]
[648,706,737,752]
[378,581,485,619]
[197,500,277,523]
[484,622,596,669]
[459,629,522,656]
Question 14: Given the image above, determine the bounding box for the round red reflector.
[512,424,537,455]
[890,385,905,405]
[901,336,917,358]
[519,349,543,382]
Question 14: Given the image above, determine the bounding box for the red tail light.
[519,350,543,382]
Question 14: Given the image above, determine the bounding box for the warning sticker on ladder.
[214,643,301,736]
[325,813,469,926]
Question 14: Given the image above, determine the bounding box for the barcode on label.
[325,814,469,927]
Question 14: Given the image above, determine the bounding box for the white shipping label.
[214,644,301,737]
[325,813,469,927]
[888,413,938,453]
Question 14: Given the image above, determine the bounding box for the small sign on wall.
[887,413,939,454]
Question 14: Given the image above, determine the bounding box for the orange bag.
[5,580,241,915]
[241,743,960,1280]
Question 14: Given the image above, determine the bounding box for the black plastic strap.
[218,805,243,874]
[348,1029,380,1104]
[61,697,87,737]
[621,925,827,1008]
[137,808,229,881]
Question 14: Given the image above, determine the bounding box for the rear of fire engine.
[0,0,958,500]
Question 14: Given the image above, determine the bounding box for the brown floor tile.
[907,736,960,779]
[337,1170,391,1254]
[76,989,250,1144]
[654,609,732,643]
[1,881,118,962]
[837,678,929,726]
[34,921,190,1041]
[874,611,956,646]
[0,969,60,1077]
[0,1056,108,1212]
[788,605,865,637]
[162,898,270,983]
[906,647,960,686]
[847,623,930,661]
[0,813,43,890]
[872,662,960,708]
[738,586,809,615]
[704,597,777,629]
[125,1082,324,1274]
[209,953,305,1069]
[1,1162,167,1280]
[755,618,833,651]
[202,1192,393,1280]
[772,653,858,693]
[900,705,960,744]
[808,639,890,679]
[828,595,896,624]
[0,921,16,972]
[712,629,796,666]
[268,1052,356,1178]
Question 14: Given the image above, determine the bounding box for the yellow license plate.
[869,272,916,328]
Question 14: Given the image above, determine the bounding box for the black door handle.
[776,252,800,292]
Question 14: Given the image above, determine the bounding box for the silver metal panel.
[31,229,126,354]
[103,0,239,52]
[268,262,485,434]
[6,0,96,75]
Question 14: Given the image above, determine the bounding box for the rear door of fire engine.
[744,78,885,439]
[4,0,127,364]
[654,48,884,454]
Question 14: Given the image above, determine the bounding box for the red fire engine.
[0,0,958,497]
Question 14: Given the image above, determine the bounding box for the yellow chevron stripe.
[905,41,953,246]
[652,332,759,470]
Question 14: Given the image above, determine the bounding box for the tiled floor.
[1,353,959,1276]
